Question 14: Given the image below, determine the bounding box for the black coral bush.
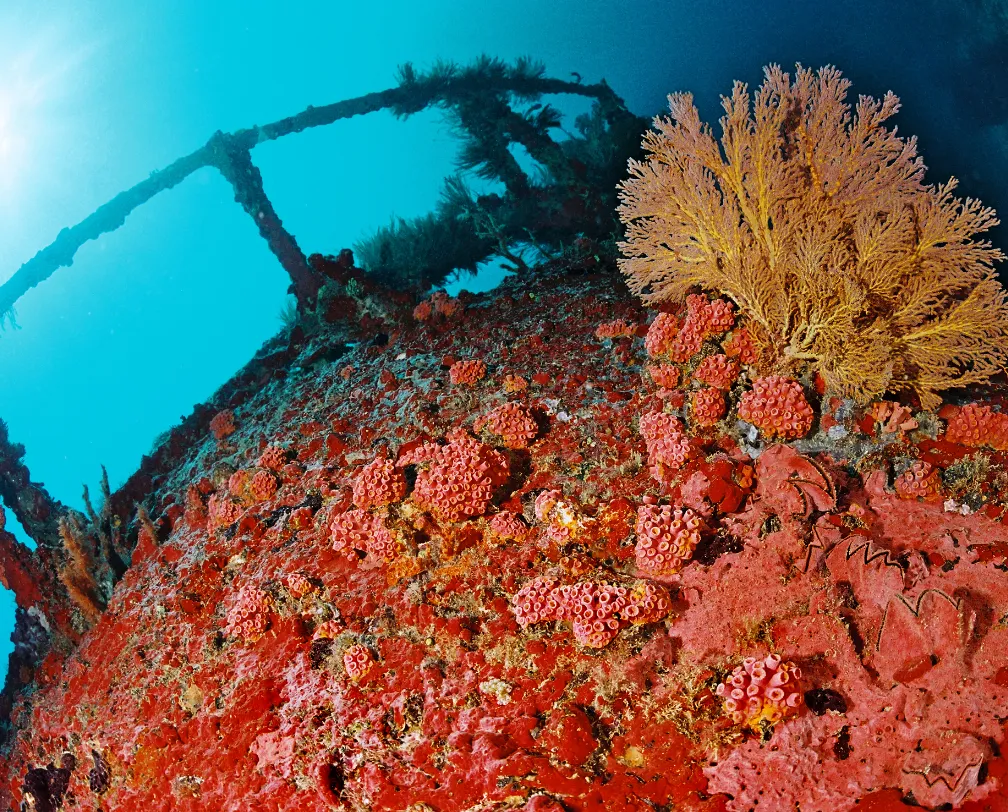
[617,64,1008,408]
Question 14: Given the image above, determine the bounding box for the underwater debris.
[2,55,643,318]
[1,255,1007,810]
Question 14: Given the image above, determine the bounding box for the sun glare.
[0,25,95,206]
[0,81,33,196]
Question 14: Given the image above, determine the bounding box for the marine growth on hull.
[2,60,1008,812]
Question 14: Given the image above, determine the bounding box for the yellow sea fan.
[617,64,1008,408]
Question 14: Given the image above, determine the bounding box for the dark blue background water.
[0,0,1004,681]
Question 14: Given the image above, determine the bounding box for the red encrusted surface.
[2,265,1008,811]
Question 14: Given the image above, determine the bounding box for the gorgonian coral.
[618,64,1008,408]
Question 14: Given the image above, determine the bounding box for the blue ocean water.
[0,0,1003,685]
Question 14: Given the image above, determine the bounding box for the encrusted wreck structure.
[1,60,1008,811]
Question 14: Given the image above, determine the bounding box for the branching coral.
[618,64,1008,408]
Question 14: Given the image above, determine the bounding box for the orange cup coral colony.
[715,654,803,730]
[11,60,1008,812]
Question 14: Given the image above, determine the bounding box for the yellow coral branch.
[618,64,1008,406]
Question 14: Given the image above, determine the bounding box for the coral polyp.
[635,503,704,577]
[398,435,508,522]
[352,456,407,510]
[738,375,815,439]
[715,654,803,730]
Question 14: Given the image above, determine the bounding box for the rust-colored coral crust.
[4,251,1008,812]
